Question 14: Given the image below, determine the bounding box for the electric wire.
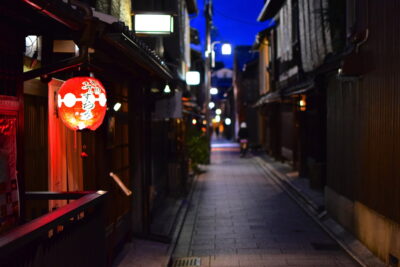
[212,8,265,26]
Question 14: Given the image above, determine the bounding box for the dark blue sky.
[190,0,273,68]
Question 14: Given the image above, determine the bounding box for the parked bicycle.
[238,122,249,157]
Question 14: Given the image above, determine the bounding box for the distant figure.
[238,122,249,157]
[215,126,220,138]
[238,122,249,139]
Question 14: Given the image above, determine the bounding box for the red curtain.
[48,79,83,210]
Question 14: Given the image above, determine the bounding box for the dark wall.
[0,21,23,96]
[326,0,400,224]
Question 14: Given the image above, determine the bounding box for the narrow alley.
[172,141,359,267]
[1,1,399,266]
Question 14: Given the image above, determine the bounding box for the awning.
[281,80,314,96]
[182,110,204,119]
[257,0,285,22]
[253,91,281,107]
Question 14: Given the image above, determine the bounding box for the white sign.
[186,71,200,85]
[134,14,174,34]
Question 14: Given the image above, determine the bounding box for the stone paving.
[114,239,169,267]
[172,142,359,267]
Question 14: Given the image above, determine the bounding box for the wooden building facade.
[255,0,400,264]
[0,0,196,265]
[326,0,400,263]
[233,46,259,146]
[255,0,344,187]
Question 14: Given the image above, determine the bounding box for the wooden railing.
[0,191,108,267]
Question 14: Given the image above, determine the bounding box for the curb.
[254,156,385,267]
[255,157,323,214]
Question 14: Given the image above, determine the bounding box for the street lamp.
[208,41,232,68]
[210,87,218,95]
[221,43,232,55]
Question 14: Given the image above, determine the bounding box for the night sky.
[190,0,274,68]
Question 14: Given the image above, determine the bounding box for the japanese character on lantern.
[57,77,107,131]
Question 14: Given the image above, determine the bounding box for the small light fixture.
[215,108,222,115]
[113,102,122,112]
[221,43,232,55]
[210,88,218,95]
[225,118,231,125]
[186,71,200,85]
[164,85,171,93]
[192,119,197,125]
[299,95,306,112]
[203,120,207,125]
[215,115,221,122]
[208,102,215,109]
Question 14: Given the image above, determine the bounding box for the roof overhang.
[20,0,175,81]
[282,80,314,96]
[253,91,281,107]
[186,0,198,15]
[252,25,275,49]
[257,0,285,22]
[190,27,200,45]
[103,33,174,80]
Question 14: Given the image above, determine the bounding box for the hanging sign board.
[0,115,19,234]
[134,14,174,35]
[57,77,107,131]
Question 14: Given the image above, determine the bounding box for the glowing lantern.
[57,77,107,131]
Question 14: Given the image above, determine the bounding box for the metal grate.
[172,257,201,267]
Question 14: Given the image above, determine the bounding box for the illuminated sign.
[134,14,174,35]
[186,71,200,85]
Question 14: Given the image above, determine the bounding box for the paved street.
[172,141,359,267]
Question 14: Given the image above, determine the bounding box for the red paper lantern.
[57,77,107,131]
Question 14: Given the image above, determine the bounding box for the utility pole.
[204,0,212,143]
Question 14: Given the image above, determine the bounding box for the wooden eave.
[257,0,285,22]
[186,0,198,15]
[19,0,174,82]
